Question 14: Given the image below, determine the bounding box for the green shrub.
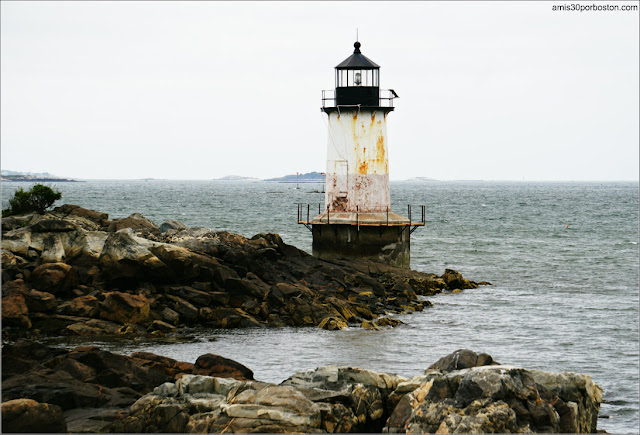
[2,184,62,217]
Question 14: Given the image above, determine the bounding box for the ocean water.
[2,180,638,433]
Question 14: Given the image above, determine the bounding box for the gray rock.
[427,348,498,373]
[98,229,170,283]
[160,220,189,233]
[383,363,603,434]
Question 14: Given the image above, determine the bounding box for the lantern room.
[333,41,384,108]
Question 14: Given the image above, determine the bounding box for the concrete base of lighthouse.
[310,211,412,268]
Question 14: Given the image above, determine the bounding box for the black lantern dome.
[335,41,381,107]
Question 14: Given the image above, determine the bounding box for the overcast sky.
[1,1,638,181]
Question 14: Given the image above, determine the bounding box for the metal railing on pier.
[297,203,425,234]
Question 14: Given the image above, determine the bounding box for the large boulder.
[98,229,170,285]
[1,398,67,433]
[383,362,603,434]
[528,369,603,433]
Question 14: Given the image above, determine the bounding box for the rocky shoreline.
[2,204,488,340]
[1,204,604,432]
[1,343,602,433]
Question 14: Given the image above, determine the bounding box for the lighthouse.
[298,41,424,268]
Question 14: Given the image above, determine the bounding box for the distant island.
[1,170,83,183]
[407,177,439,182]
[214,175,261,181]
[264,171,324,183]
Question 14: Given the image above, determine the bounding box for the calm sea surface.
[2,180,638,433]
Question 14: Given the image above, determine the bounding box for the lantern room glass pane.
[354,70,362,86]
[336,69,379,87]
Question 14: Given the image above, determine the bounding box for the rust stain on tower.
[297,40,425,268]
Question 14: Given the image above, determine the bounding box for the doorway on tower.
[331,160,349,212]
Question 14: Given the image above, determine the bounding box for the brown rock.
[100,292,150,324]
[31,262,74,294]
[53,204,109,225]
[441,268,477,290]
[192,353,254,381]
[373,317,404,328]
[150,320,176,332]
[57,295,100,317]
[2,278,29,296]
[1,398,67,433]
[1,293,31,328]
[130,352,194,379]
[108,213,159,233]
[1,250,28,272]
[25,289,58,313]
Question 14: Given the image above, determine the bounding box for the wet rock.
[193,353,254,381]
[130,352,194,380]
[318,316,348,330]
[441,268,479,290]
[428,348,498,373]
[150,319,177,332]
[1,398,67,433]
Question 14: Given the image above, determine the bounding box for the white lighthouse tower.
[298,41,424,268]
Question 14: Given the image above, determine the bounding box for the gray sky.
[1,1,638,181]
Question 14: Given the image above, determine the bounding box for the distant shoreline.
[1,176,84,183]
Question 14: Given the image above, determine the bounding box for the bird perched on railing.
[389,89,399,98]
